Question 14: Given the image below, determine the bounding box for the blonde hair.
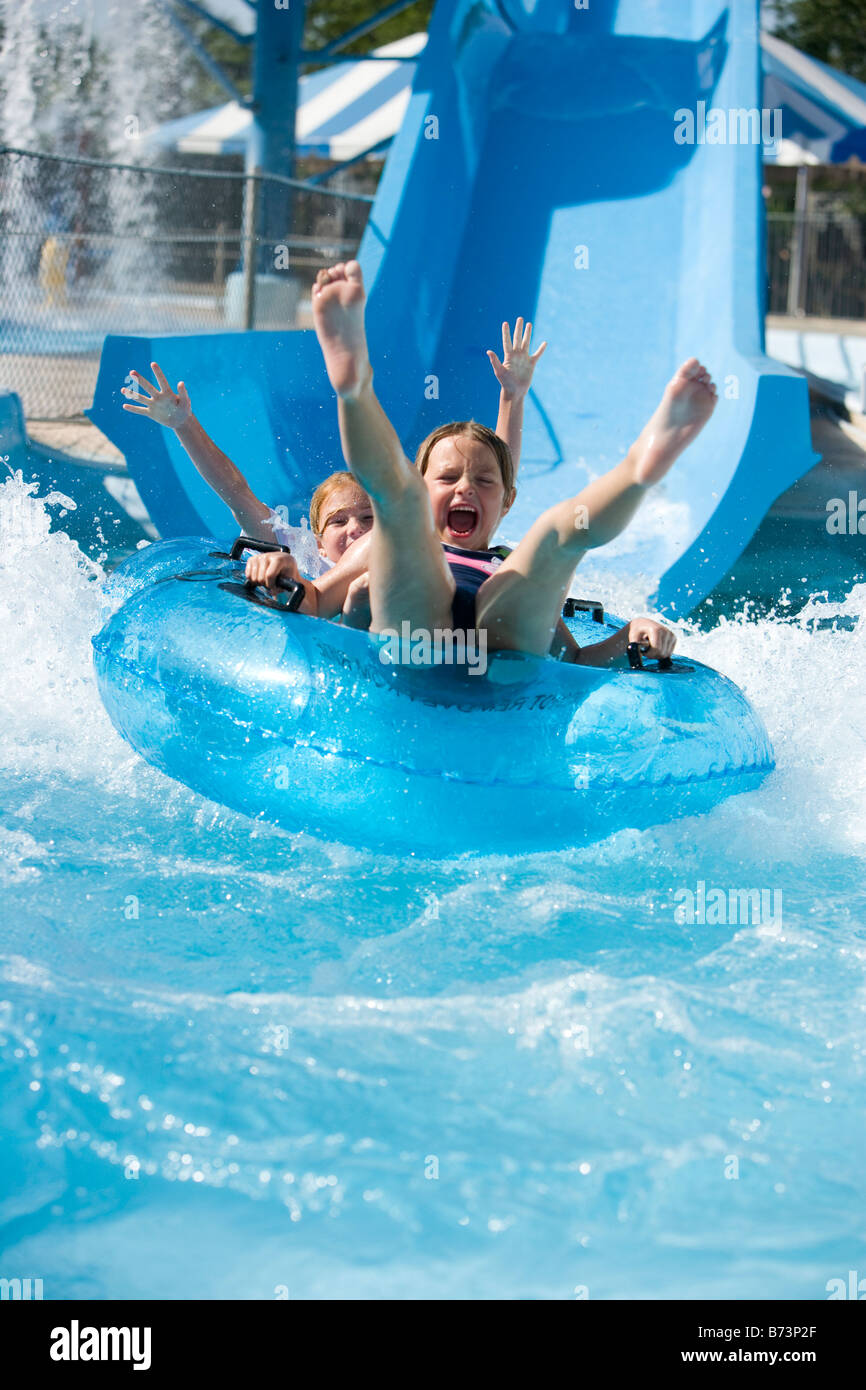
[310,471,367,535]
[415,420,514,496]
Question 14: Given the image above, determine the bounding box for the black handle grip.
[627,642,674,672]
[218,577,306,612]
[271,576,306,611]
[229,534,291,560]
[563,597,605,623]
[244,574,306,611]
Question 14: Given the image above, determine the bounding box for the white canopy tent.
[141,33,427,163]
[141,30,866,169]
[761,32,866,165]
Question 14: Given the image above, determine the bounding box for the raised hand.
[121,362,192,429]
[486,318,547,400]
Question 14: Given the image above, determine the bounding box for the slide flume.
[90,0,818,614]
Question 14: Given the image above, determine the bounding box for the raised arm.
[122,363,278,543]
[487,318,547,479]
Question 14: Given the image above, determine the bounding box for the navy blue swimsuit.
[442,543,511,630]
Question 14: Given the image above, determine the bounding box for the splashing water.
[0,476,865,1300]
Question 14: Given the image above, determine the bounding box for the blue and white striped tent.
[762,32,866,165]
[142,33,427,162]
[142,29,866,167]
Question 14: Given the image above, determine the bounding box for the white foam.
[2,469,865,869]
[0,470,120,782]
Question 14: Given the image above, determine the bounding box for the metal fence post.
[787,163,811,318]
[214,221,226,287]
[241,169,261,331]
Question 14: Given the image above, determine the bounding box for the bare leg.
[477,359,718,654]
[312,262,454,632]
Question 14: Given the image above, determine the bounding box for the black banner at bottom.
[2,1297,862,1375]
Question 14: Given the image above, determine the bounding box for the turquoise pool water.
[1,472,865,1299]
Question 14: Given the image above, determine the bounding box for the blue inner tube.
[92,539,775,855]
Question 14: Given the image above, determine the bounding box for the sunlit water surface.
[1,473,865,1299]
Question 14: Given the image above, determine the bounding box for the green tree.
[186,22,253,105]
[770,0,866,84]
[305,0,434,61]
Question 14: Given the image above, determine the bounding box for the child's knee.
[374,466,429,521]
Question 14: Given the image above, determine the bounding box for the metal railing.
[766,210,866,321]
[0,146,373,420]
[4,146,865,424]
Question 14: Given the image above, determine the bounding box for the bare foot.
[312,260,371,399]
[631,358,717,485]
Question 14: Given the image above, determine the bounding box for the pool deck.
[766,315,866,417]
[767,315,866,337]
[762,316,866,518]
[770,410,866,520]
[26,414,125,466]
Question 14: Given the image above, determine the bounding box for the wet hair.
[309,471,369,535]
[415,420,515,496]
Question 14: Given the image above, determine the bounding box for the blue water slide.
[0,390,152,556]
[89,0,818,612]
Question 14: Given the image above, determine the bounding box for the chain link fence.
[767,210,866,320]
[4,146,866,422]
[0,146,373,420]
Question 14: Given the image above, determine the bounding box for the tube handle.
[562,597,605,624]
[627,642,673,672]
[229,534,291,559]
